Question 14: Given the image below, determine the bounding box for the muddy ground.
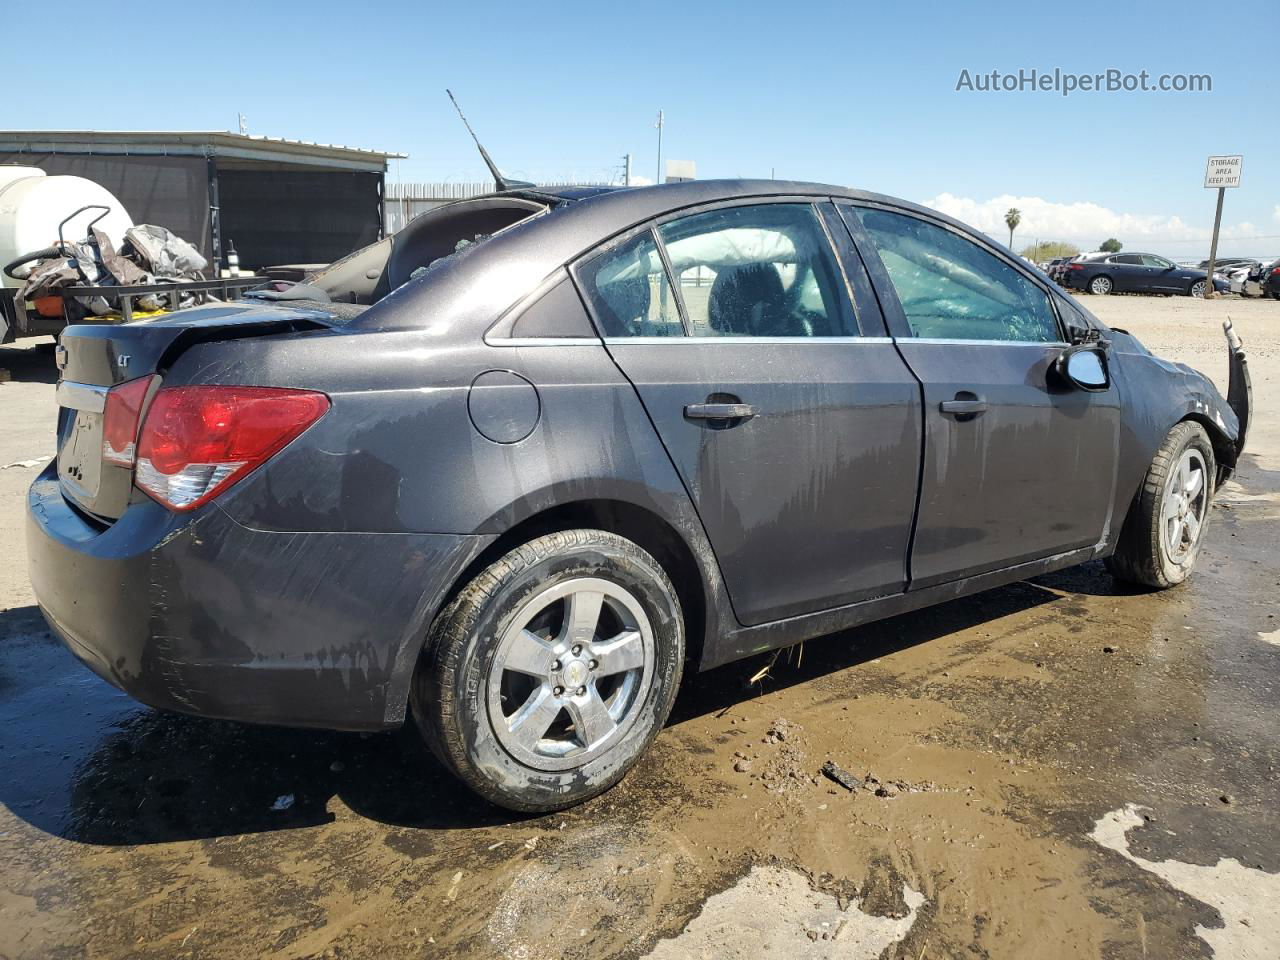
[0,294,1277,959]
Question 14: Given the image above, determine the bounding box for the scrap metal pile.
[14,223,209,323]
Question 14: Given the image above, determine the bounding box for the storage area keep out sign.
[1204,155,1243,188]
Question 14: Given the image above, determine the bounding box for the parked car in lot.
[26,180,1251,811]
[1255,258,1280,299]
[1045,256,1073,284]
[1197,257,1259,273]
[1064,252,1228,297]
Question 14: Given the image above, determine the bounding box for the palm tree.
[1005,208,1022,249]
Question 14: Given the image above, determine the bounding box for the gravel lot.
[0,293,1277,959]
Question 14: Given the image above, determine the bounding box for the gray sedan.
[26,179,1251,811]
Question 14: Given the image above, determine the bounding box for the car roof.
[357,179,1044,335]
[498,177,987,244]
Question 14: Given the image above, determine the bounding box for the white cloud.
[922,193,1254,251]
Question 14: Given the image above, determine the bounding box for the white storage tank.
[0,166,134,288]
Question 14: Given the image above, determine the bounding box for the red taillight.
[102,375,156,467]
[1067,263,1085,271]
[1271,267,1280,277]
[135,386,329,511]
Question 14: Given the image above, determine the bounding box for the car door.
[1106,254,1144,291]
[574,200,922,626]
[1140,254,1181,292]
[838,203,1120,589]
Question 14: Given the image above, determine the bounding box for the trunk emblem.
[54,345,68,369]
[117,355,131,369]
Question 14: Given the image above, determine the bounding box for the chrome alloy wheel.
[486,578,655,771]
[1190,279,1207,298]
[1161,449,1209,565]
[1090,276,1113,295]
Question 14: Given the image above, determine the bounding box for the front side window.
[656,203,855,338]
[850,207,1060,343]
[578,230,683,337]
[1141,255,1174,268]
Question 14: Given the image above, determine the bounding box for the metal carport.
[0,131,405,273]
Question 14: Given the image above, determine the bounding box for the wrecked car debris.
[25,178,1250,814]
[821,761,860,792]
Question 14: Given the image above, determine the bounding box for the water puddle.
[1089,805,1280,957]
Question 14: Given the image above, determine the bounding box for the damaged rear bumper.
[26,465,491,730]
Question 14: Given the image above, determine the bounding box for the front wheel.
[412,529,685,812]
[1189,279,1207,298]
[1106,422,1215,589]
[1089,275,1114,295]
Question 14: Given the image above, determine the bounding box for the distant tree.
[1020,240,1079,261]
[1005,208,1022,248]
[1099,238,1123,253]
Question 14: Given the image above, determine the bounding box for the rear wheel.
[1089,275,1113,295]
[412,529,684,812]
[1106,422,1215,589]
[1189,279,1207,298]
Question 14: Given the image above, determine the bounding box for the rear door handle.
[684,402,758,421]
[939,398,988,416]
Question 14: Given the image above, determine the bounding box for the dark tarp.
[217,169,382,269]
[0,153,211,264]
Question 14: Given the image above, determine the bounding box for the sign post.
[1203,155,1242,300]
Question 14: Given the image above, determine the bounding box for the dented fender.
[1104,328,1242,543]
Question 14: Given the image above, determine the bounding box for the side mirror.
[1057,345,1110,392]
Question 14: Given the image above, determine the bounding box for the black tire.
[3,246,63,281]
[1189,279,1207,298]
[1088,275,1113,295]
[1106,422,1215,589]
[411,529,685,812]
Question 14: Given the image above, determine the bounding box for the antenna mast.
[446,89,518,191]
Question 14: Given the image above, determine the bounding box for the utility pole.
[622,153,632,187]
[655,110,664,184]
[238,113,247,136]
[1202,155,1243,301]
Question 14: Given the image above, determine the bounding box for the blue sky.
[8,0,1276,256]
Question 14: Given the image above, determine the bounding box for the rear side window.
[578,231,683,337]
[656,203,854,337]
[1113,254,1143,265]
[850,207,1060,343]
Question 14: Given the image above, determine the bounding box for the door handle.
[684,402,758,421]
[939,397,988,416]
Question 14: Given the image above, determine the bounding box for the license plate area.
[56,381,108,503]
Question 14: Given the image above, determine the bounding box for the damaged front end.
[1223,319,1251,462]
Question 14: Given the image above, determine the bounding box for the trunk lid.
[54,302,334,521]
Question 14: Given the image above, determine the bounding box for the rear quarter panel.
[162,327,738,665]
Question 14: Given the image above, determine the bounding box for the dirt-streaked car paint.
[26,179,1245,731]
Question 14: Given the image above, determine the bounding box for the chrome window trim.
[905,338,1069,348]
[56,380,108,413]
[603,336,895,345]
[596,335,1065,347]
[484,337,602,347]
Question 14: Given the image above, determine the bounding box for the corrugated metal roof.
[0,130,406,171]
